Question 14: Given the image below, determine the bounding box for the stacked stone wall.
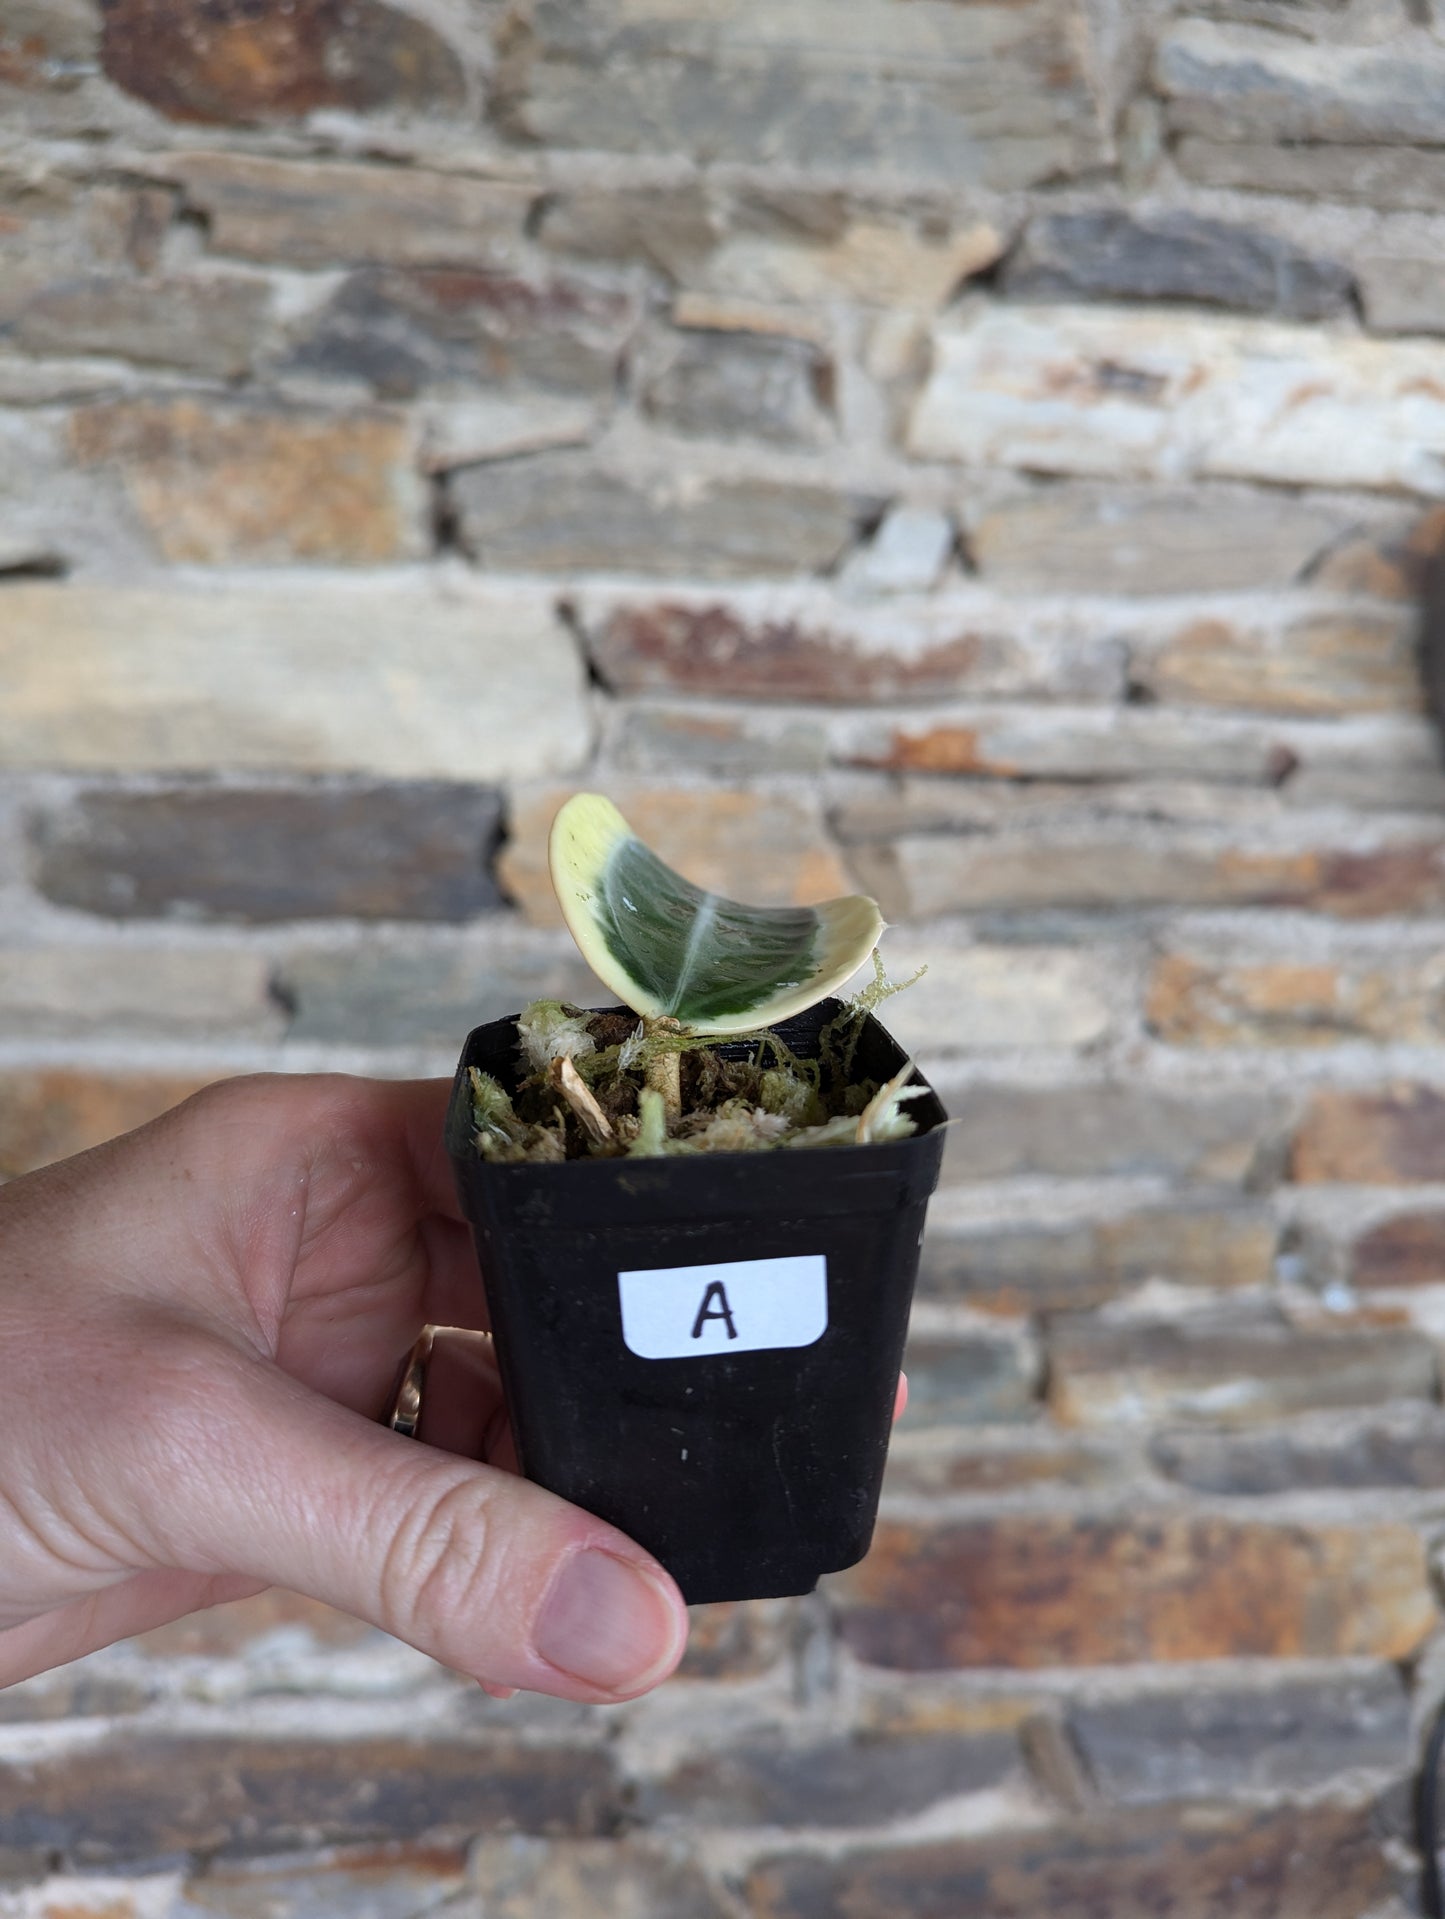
[4,1,1445,1911]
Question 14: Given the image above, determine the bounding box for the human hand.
[0,1075,689,1701]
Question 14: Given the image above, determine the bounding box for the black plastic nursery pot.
[445,999,948,1605]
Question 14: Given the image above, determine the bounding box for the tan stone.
[469,1838,731,1919]
[833,1512,1435,1667]
[499,786,852,930]
[0,580,592,778]
[1311,504,1445,600]
[1047,1303,1435,1429]
[748,1805,1391,1919]
[910,303,1445,492]
[697,217,1004,309]
[968,486,1348,594]
[14,273,272,381]
[880,828,1445,922]
[68,398,427,565]
[1293,1086,1445,1185]
[1147,951,1445,1048]
[1138,610,1424,718]
[0,947,281,1043]
[0,1067,226,1178]
[874,946,1114,1056]
[671,292,831,345]
[153,151,534,268]
[846,705,1284,785]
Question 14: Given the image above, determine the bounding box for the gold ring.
[385,1327,435,1438]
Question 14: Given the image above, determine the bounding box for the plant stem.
[645,1016,683,1123]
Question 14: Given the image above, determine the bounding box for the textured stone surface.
[875,947,1115,1055]
[638,1726,1019,1828]
[13,272,271,379]
[920,1204,1278,1314]
[1177,135,1445,210]
[1359,251,1445,336]
[846,705,1290,785]
[938,1082,1288,1185]
[495,0,1110,189]
[452,453,869,577]
[0,408,152,576]
[1067,1670,1411,1804]
[535,183,724,283]
[746,1805,1391,1919]
[173,1845,470,1919]
[900,1328,1041,1427]
[468,1838,730,1919]
[1353,1211,1445,1288]
[607,704,831,778]
[0,947,281,1043]
[69,399,427,565]
[884,1435,1128,1497]
[286,266,636,402]
[498,785,852,929]
[674,1599,795,1681]
[157,153,534,269]
[966,486,1347,594]
[640,325,832,446]
[0,1671,153,1724]
[1148,950,1445,1047]
[1294,1086,1445,1184]
[0,1066,223,1178]
[1004,209,1352,319]
[30,784,506,924]
[838,507,954,594]
[863,828,1445,921]
[1157,19,1445,145]
[582,590,1101,703]
[1046,1301,1436,1428]
[0,171,148,322]
[0,1735,617,1861]
[416,394,599,473]
[277,938,602,1047]
[831,1513,1435,1667]
[1136,609,1424,718]
[1152,1405,1445,1494]
[100,0,466,124]
[910,304,1445,492]
[694,199,1004,308]
[0,581,591,779]
[0,0,98,93]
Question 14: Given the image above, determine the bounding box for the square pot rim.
[443,996,949,1181]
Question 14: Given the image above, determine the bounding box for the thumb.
[129,1344,689,1701]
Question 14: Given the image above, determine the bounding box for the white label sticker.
[618,1254,828,1361]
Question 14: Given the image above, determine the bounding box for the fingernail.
[535,1549,682,1693]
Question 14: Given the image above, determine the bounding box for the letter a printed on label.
[618,1254,828,1360]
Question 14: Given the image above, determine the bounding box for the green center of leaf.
[600,834,820,1024]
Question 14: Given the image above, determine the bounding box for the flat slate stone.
[30,783,506,924]
[494,0,1110,190]
[1067,1669,1410,1802]
[0,581,591,780]
[100,0,466,124]
[1152,1405,1445,1495]
[1004,209,1353,320]
[451,453,870,578]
